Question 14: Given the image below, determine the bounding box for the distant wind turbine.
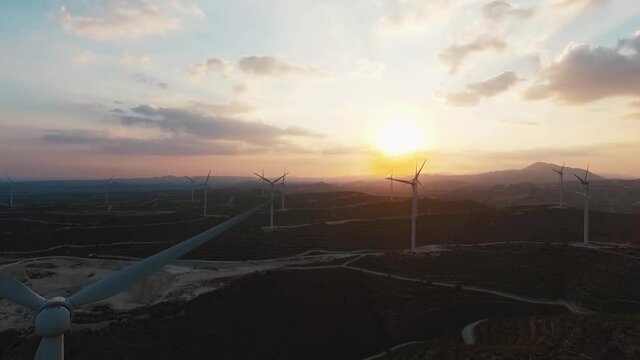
[184,176,198,203]
[6,175,13,208]
[551,163,565,208]
[574,165,590,245]
[254,172,287,228]
[281,171,287,210]
[104,176,114,208]
[200,170,212,217]
[386,159,427,252]
[0,202,267,360]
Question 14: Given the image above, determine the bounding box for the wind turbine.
[201,170,211,217]
[254,172,287,228]
[104,176,114,208]
[281,171,287,210]
[386,159,427,252]
[0,202,267,360]
[6,175,13,208]
[184,176,198,203]
[574,165,590,245]
[551,163,565,208]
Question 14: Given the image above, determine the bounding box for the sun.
[375,119,426,155]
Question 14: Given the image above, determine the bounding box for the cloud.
[439,35,507,73]
[41,130,260,156]
[187,57,232,80]
[524,31,640,103]
[186,101,255,116]
[57,1,201,41]
[130,73,168,89]
[500,119,541,126]
[552,0,608,7]
[445,71,522,106]
[482,1,534,22]
[117,53,152,69]
[119,104,322,146]
[69,51,98,68]
[238,56,322,77]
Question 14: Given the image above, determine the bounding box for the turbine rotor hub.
[35,297,73,337]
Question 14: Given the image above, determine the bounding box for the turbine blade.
[573,173,586,184]
[6,175,12,184]
[273,173,286,183]
[35,335,63,360]
[253,172,269,182]
[0,273,46,311]
[585,164,589,181]
[205,169,211,185]
[389,178,413,185]
[415,158,427,179]
[68,203,268,307]
[561,162,565,172]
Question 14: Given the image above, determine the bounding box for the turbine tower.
[6,175,13,208]
[551,163,565,208]
[281,171,287,210]
[201,170,211,217]
[104,176,114,208]
[184,176,198,203]
[574,165,590,245]
[389,170,394,202]
[386,159,427,252]
[254,172,287,228]
[0,203,267,360]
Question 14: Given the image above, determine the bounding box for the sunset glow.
[375,119,427,156]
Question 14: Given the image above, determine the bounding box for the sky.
[1,0,640,179]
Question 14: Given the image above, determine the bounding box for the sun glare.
[375,119,426,155]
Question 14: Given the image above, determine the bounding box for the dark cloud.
[130,72,168,89]
[119,104,322,146]
[482,1,534,22]
[439,35,507,73]
[525,32,640,103]
[41,130,262,156]
[238,56,322,77]
[445,71,522,106]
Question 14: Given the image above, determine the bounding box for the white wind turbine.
[6,175,14,208]
[254,172,287,228]
[574,165,591,245]
[386,159,427,252]
[104,176,114,208]
[551,163,566,208]
[280,171,287,210]
[0,203,267,360]
[200,170,212,217]
[184,176,198,203]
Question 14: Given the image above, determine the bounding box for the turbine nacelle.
[35,297,72,338]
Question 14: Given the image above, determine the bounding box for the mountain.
[424,162,603,187]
